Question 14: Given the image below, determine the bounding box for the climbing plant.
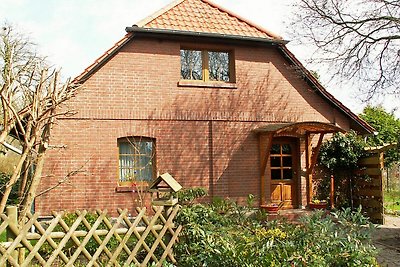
[317,131,366,208]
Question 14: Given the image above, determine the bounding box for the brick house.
[36,0,373,215]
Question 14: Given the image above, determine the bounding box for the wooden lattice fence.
[0,205,181,266]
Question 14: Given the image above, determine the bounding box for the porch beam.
[260,133,274,205]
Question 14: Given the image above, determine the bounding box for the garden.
[172,189,379,267]
[0,131,389,266]
[385,190,400,215]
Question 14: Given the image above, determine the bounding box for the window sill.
[178,80,237,89]
[115,183,149,193]
[115,186,134,193]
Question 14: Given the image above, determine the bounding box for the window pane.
[118,138,154,182]
[281,144,291,154]
[270,156,280,167]
[143,163,152,181]
[271,169,281,180]
[119,142,132,154]
[270,144,280,154]
[143,141,153,156]
[181,50,202,80]
[283,169,293,180]
[282,156,292,167]
[208,51,230,81]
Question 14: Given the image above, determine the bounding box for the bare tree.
[289,0,400,100]
[0,23,79,219]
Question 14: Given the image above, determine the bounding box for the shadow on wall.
[145,67,303,204]
[37,43,325,213]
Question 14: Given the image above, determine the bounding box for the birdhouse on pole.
[148,173,182,206]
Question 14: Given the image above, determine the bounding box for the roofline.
[136,0,185,27]
[2,141,22,155]
[278,45,375,134]
[126,26,288,45]
[72,34,133,84]
[200,0,282,40]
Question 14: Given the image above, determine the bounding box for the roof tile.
[139,0,280,40]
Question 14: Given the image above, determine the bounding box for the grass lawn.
[385,190,400,212]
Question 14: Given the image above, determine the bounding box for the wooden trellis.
[0,205,182,266]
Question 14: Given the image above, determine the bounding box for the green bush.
[175,204,378,267]
[317,131,367,208]
[173,187,207,205]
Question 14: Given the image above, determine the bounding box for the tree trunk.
[0,147,29,214]
[19,148,45,220]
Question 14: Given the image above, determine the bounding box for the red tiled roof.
[136,0,281,40]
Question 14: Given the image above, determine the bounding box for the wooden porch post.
[259,133,273,206]
[306,133,313,205]
[330,174,335,209]
[306,132,325,205]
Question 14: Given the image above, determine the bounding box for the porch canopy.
[255,121,345,205]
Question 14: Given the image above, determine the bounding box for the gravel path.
[373,215,400,267]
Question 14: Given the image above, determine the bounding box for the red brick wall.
[37,36,352,215]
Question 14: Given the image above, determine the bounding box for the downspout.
[208,120,214,198]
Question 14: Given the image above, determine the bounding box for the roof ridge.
[135,0,185,27]
[201,0,282,39]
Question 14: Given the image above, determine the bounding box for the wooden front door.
[270,138,298,208]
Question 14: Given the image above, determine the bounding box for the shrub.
[173,187,207,205]
[174,204,378,266]
[317,131,367,208]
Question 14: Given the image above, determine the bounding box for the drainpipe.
[208,121,214,198]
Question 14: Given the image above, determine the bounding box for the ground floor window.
[118,137,155,184]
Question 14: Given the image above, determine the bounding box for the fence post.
[6,206,18,265]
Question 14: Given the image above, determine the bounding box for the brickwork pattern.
[38,37,351,215]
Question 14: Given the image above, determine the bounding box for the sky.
[1,0,398,117]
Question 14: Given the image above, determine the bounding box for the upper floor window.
[118,137,155,184]
[180,49,233,82]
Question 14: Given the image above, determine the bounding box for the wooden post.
[259,135,266,205]
[330,175,335,209]
[305,133,313,205]
[6,206,18,265]
[259,133,273,206]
